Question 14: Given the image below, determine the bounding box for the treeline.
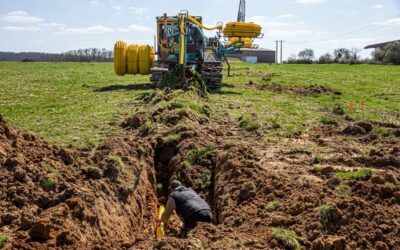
[0,48,113,62]
[287,41,400,65]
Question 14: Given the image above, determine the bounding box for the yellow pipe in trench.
[156,205,165,239]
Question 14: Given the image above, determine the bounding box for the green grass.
[239,114,261,131]
[0,62,399,147]
[271,228,300,250]
[335,168,372,180]
[110,155,125,171]
[319,205,335,222]
[0,62,151,147]
[335,185,352,197]
[41,177,57,187]
[242,181,256,191]
[186,144,215,165]
[0,235,8,247]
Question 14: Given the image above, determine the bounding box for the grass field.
[0,62,399,146]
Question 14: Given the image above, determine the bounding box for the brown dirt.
[251,82,342,95]
[0,115,158,249]
[1,90,400,250]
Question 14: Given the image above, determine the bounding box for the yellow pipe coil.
[114,41,128,76]
[138,45,152,75]
[223,22,262,38]
[226,37,253,48]
[127,44,139,74]
[188,15,223,31]
[156,205,165,240]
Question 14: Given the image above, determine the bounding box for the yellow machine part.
[138,45,152,75]
[150,46,156,65]
[114,41,128,76]
[226,37,253,48]
[156,205,165,240]
[223,22,262,38]
[187,15,223,31]
[126,44,139,75]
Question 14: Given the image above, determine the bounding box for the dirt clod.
[29,221,53,242]
[342,125,367,135]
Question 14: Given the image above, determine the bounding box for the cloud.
[129,7,149,14]
[278,14,295,18]
[295,0,326,4]
[0,10,43,23]
[112,5,122,10]
[89,0,101,6]
[117,24,153,32]
[268,29,312,37]
[248,16,292,28]
[372,18,400,26]
[370,4,384,9]
[2,25,44,31]
[59,25,114,34]
[344,38,375,43]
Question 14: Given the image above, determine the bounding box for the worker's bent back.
[170,187,211,222]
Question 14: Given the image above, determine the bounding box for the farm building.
[227,48,276,63]
[364,39,400,50]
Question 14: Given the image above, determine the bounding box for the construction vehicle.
[114,9,262,88]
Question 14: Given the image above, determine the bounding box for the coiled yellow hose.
[114,41,128,76]
[138,45,152,75]
[127,44,139,74]
[223,22,262,38]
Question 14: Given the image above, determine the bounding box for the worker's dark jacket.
[170,187,211,222]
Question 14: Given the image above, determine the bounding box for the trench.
[152,140,218,224]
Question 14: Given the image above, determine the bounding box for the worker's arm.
[160,197,176,223]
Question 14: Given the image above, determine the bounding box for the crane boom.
[237,0,246,22]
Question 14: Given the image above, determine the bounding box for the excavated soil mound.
[0,115,158,249]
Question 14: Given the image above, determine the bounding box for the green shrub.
[271,228,300,250]
[335,168,372,180]
[0,235,8,247]
[265,201,279,212]
[239,114,261,131]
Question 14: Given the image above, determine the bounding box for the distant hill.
[0,52,59,62]
[0,48,113,62]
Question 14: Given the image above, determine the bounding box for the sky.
[0,0,399,59]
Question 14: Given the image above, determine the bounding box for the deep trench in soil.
[154,142,177,200]
[152,141,217,223]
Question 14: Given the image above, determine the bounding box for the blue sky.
[0,0,399,59]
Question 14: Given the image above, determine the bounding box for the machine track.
[202,51,223,88]
[150,63,169,85]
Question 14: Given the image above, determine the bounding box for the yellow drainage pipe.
[156,205,165,240]
[179,15,186,65]
[188,15,222,31]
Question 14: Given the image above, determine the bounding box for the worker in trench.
[158,180,213,238]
